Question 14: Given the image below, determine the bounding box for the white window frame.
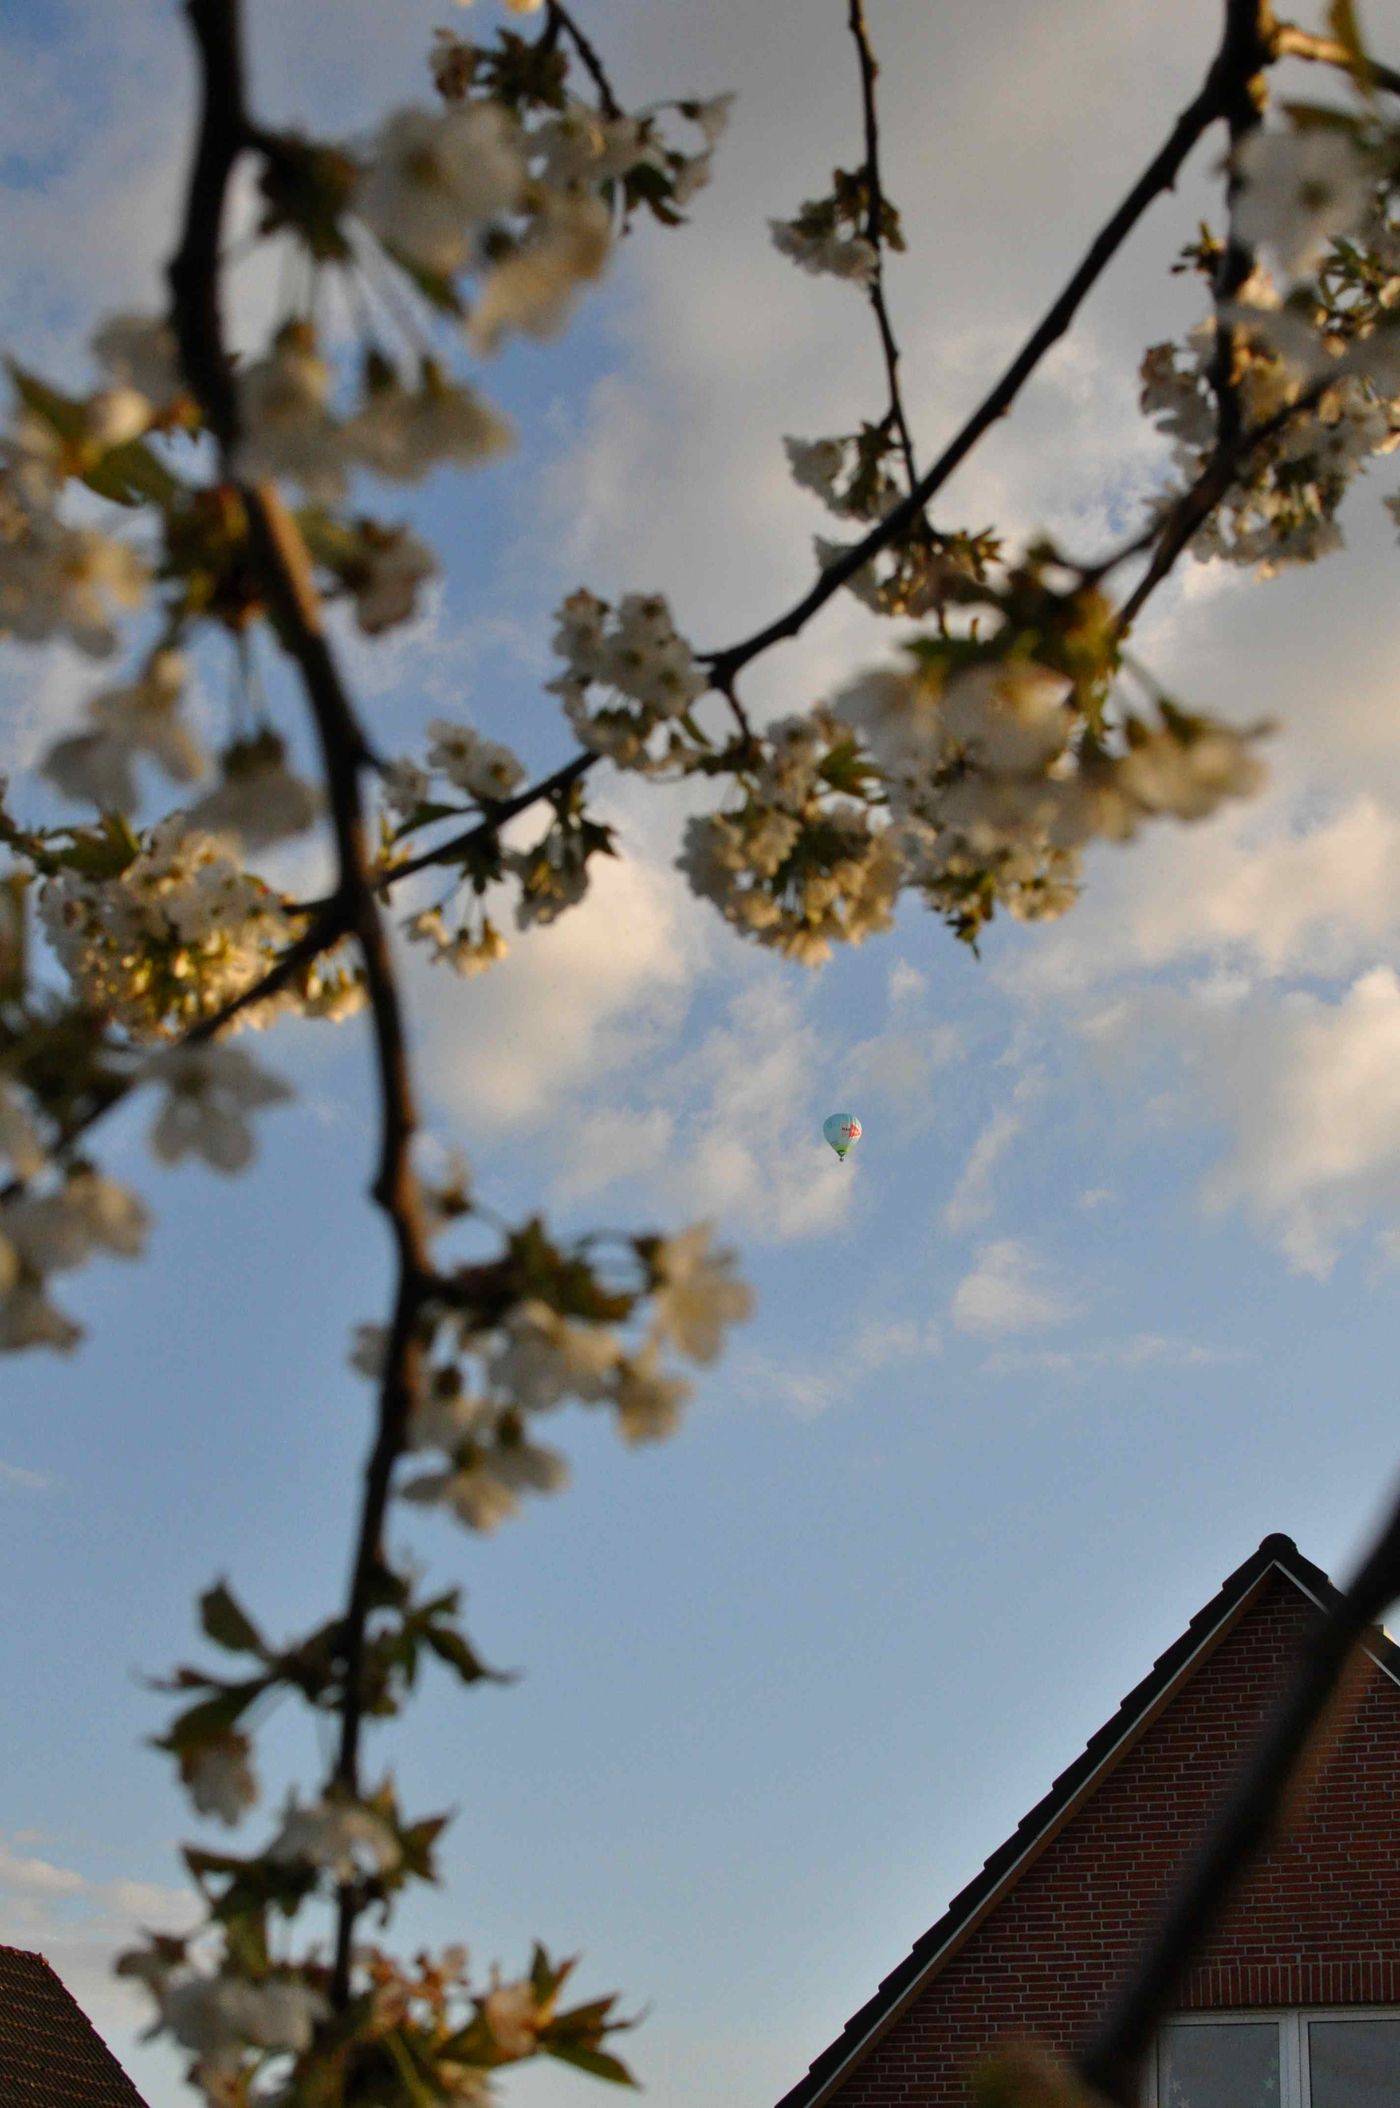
[1142,2007,1400,2108]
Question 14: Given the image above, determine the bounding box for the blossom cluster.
[351,1218,753,1532]
[680,565,1266,957]
[546,587,708,769]
[1140,124,1400,575]
[37,814,350,1038]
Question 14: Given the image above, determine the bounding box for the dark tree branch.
[1204,0,1272,453]
[706,8,1259,685]
[1107,371,1329,638]
[172,0,434,2010]
[1077,1483,1400,2104]
[847,0,919,490]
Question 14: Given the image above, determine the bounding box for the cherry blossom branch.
[847,0,919,489]
[1076,1484,1400,2104]
[705,5,1268,684]
[1108,372,1331,636]
[171,0,434,2009]
[1271,19,1400,98]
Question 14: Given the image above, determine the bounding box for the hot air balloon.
[823,1112,862,1163]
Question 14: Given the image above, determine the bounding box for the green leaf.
[545,2042,639,2087]
[199,1581,266,1657]
[423,1623,500,1686]
[157,1683,262,1752]
[83,438,182,510]
[8,361,88,445]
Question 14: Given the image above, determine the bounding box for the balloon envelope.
[823,1112,862,1160]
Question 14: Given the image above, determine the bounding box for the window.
[1147,2013,1400,2108]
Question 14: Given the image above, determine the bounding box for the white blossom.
[408,906,510,976]
[615,1343,692,1445]
[234,332,347,502]
[270,1792,402,1883]
[1117,723,1266,820]
[531,105,667,190]
[940,662,1073,773]
[349,1322,389,1380]
[356,103,524,274]
[41,819,299,1037]
[184,741,320,850]
[482,1979,541,2057]
[381,756,432,816]
[469,194,611,354]
[346,374,512,483]
[1234,127,1373,281]
[770,218,877,284]
[43,649,200,813]
[145,1043,292,1173]
[2,1172,147,1274]
[491,1298,620,1408]
[342,527,433,640]
[159,1970,326,2070]
[0,502,146,658]
[426,719,524,800]
[0,1281,80,1354]
[85,385,152,452]
[650,1225,753,1364]
[186,1731,257,1826]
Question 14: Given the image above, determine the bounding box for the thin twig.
[707,13,1251,684]
[1272,19,1400,97]
[172,0,434,2010]
[1077,1481,1400,2103]
[847,0,919,489]
[545,1,622,119]
[378,750,597,892]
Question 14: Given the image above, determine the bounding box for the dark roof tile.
[0,1944,149,2107]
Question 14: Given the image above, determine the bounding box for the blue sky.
[5,2,1400,2106]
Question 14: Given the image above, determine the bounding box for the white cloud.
[0,1829,196,2042]
[836,1017,963,1123]
[416,851,705,1130]
[1077,1186,1114,1210]
[887,960,928,1006]
[983,1332,1247,1376]
[1192,968,1400,1276]
[0,1460,52,1492]
[951,1239,1080,1336]
[556,1106,675,1201]
[1008,796,1400,997]
[737,1311,942,1420]
[656,978,857,1243]
[943,1069,1044,1233]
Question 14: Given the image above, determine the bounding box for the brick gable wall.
[823,1575,1400,2107]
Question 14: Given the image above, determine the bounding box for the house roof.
[0,1944,149,2107]
[776,1533,1400,2108]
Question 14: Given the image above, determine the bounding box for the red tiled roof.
[0,1944,149,2107]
